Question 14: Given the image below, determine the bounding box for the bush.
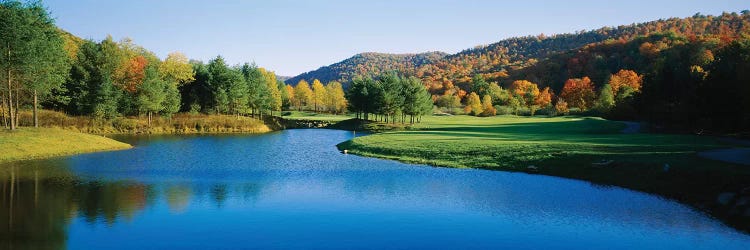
[111,118,139,132]
[496,105,513,115]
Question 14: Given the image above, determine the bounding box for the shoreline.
[333,116,750,233]
[337,141,750,234]
[0,128,134,164]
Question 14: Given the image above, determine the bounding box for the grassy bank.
[0,127,132,163]
[12,110,271,134]
[337,115,750,231]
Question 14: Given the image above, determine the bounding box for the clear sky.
[45,0,747,76]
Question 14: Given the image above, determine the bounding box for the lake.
[1,129,749,249]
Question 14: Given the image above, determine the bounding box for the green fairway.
[338,115,750,230]
[0,128,132,163]
[339,115,726,168]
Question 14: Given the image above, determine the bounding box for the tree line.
[346,73,432,124]
[505,31,750,133]
[0,1,299,130]
[288,79,347,114]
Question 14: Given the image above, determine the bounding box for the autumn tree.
[311,79,326,112]
[325,81,346,114]
[559,77,596,111]
[510,80,542,115]
[488,83,509,106]
[111,38,153,94]
[159,52,195,85]
[464,92,483,116]
[283,84,294,110]
[436,93,461,111]
[534,87,553,116]
[293,80,312,111]
[555,100,570,115]
[480,95,496,117]
[608,70,642,98]
[261,68,282,115]
[510,80,540,107]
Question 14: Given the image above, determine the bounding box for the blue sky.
[45,0,747,76]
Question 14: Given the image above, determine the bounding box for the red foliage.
[115,55,148,93]
[559,77,596,110]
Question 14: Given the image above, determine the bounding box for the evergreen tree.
[0,1,68,129]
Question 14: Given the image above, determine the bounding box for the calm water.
[1,129,749,249]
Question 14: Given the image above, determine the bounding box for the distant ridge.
[288,11,750,92]
[285,51,447,85]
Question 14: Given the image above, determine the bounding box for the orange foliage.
[608,70,643,96]
[559,77,596,110]
[510,80,540,106]
[535,87,553,107]
[114,55,148,93]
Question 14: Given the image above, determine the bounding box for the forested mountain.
[285,52,447,85]
[284,11,750,132]
[419,12,750,93]
[4,0,749,133]
[291,12,749,94]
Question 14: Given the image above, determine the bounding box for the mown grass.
[0,127,132,163]
[337,115,750,231]
[340,116,722,168]
[13,110,271,134]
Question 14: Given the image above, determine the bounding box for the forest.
[290,11,750,133]
[2,0,749,134]
[286,52,446,86]
[0,0,356,131]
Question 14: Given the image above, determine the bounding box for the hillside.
[289,12,750,94]
[285,51,447,85]
[422,12,749,91]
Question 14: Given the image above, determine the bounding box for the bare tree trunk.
[15,87,20,127]
[1,93,6,128]
[33,89,38,128]
[7,68,15,130]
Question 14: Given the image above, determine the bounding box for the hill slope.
[285,51,447,85]
[289,12,750,94]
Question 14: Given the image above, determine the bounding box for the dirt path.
[698,148,750,165]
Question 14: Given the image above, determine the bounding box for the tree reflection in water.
[0,160,265,249]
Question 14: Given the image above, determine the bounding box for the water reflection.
[1,130,749,249]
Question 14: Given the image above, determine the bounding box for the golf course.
[336,115,750,230]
